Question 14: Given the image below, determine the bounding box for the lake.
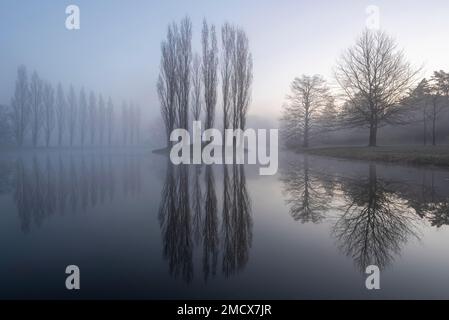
[0,149,448,299]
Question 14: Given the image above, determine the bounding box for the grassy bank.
[303,145,449,167]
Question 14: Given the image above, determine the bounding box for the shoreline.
[301,145,449,168]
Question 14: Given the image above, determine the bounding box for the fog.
[1,1,449,148]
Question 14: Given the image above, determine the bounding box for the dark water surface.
[1,150,449,299]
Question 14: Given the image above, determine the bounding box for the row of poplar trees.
[158,17,253,147]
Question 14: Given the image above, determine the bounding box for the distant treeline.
[0,65,142,147]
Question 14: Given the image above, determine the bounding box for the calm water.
[1,150,449,299]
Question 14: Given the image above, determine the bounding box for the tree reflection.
[159,163,193,283]
[10,153,141,233]
[222,165,252,277]
[415,171,449,228]
[333,164,420,271]
[0,159,14,195]
[158,163,252,282]
[202,166,218,281]
[280,156,330,223]
[279,157,440,271]
[191,166,203,245]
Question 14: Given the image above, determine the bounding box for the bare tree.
[30,71,44,147]
[202,20,218,130]
[176,17,192,130]
[67,85,78,147]
[55,83,66,147]
[88,91,97,146]
[158,22,178,147]
[43,81,55,147]
[10,65,30,146]
[335,29,418,146]
[78,87,88,146]
[221,23,235,130]
[281,75,330,148]
[157,23,178,146]
[191,53,202,122]
[106,97,114,146]
[231,28,253,131]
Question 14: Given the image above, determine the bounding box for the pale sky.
[1,0,448,121]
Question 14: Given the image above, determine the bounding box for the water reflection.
[222,165,252,277]
[159,163,194,282]
[6,154,142,233]
[4,150,449,289]
[280,156,331,223]
[158,163,252,282]
[333,164,419,271]
[281,155,449,271]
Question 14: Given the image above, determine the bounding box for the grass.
[303,145,449,167]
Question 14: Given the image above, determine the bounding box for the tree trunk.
[368,121,377,147]
[303,111,309,148]
[303,123,309,148]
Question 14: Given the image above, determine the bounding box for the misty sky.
[1,0,449,123]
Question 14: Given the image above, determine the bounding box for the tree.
[121,101,129,145]
[428,71,449,145]
[335,29,418,146]
[106,97,114,146]
[409,79,431,145]
[158,25,177,145]
[281,75,330,148]
[78,87,88,146]
[202,20,218,130]
[67,85,78,147]
[231,28,253,131]
[158,22,178,147]
[221,23,235,131]
[98,94,106,146]
[30,71,44,147]
[191,53,202,122]
[175,17,192,130]
[135,104,141,145]
[42,81,55,147]
[0,104,12,145]
[10,65,30,146]
[88,91,97,145]
[55,83,66,147]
